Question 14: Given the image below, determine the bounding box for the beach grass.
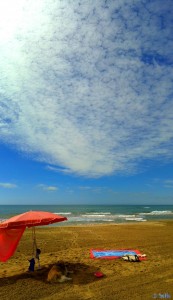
[0,221,173,300]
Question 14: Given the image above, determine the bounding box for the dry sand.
[0,221,173,300]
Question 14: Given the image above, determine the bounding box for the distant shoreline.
[38,219,173,228]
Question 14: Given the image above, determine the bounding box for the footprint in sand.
[165,278,173,282]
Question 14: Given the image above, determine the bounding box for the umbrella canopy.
[0,211,67,262]
[0,211,67,229]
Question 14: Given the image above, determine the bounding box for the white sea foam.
[125,217,146,222]
[85,212,111,215]
[0,218,6,223]
[116,214,136,218]
[55,212,72,215]
[139,210,173,215]
[67,216,113,223]
[81,214,111,218]
[67,213,147,223]
[52,209,172,224]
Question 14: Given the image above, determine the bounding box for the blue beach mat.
[90,249,141,259]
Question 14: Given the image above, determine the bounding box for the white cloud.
[37,184,58,191]
[45,186,58,191]
[79,186,92,190]
[46,165,72,174]
[0,0,173,177]
[0,183,17,189]
[150,178,173,188]
[163,179,173,188]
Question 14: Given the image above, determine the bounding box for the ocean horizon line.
[0,204,173,206]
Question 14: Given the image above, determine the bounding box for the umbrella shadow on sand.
[0,261,106,286]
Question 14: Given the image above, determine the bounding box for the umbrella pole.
[32,227,36,257]
[32,227,41,269]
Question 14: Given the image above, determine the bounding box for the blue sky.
[0,0,173,205]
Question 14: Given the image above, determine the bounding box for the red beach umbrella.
[0,210,67,229]
[0,211,67,262]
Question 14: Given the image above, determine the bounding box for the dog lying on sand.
[122,254,140,262]
[47,262,73,283]
[122,254,146,262]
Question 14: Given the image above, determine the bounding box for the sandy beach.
[0,221,173,300]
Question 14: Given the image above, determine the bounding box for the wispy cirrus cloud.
[0,0,173,177]
[0,183,17,189]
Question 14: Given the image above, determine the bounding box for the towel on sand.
[90,249,146,260]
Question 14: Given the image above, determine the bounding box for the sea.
[0,205,173,225]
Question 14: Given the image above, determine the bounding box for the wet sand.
[0,221,173,300]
